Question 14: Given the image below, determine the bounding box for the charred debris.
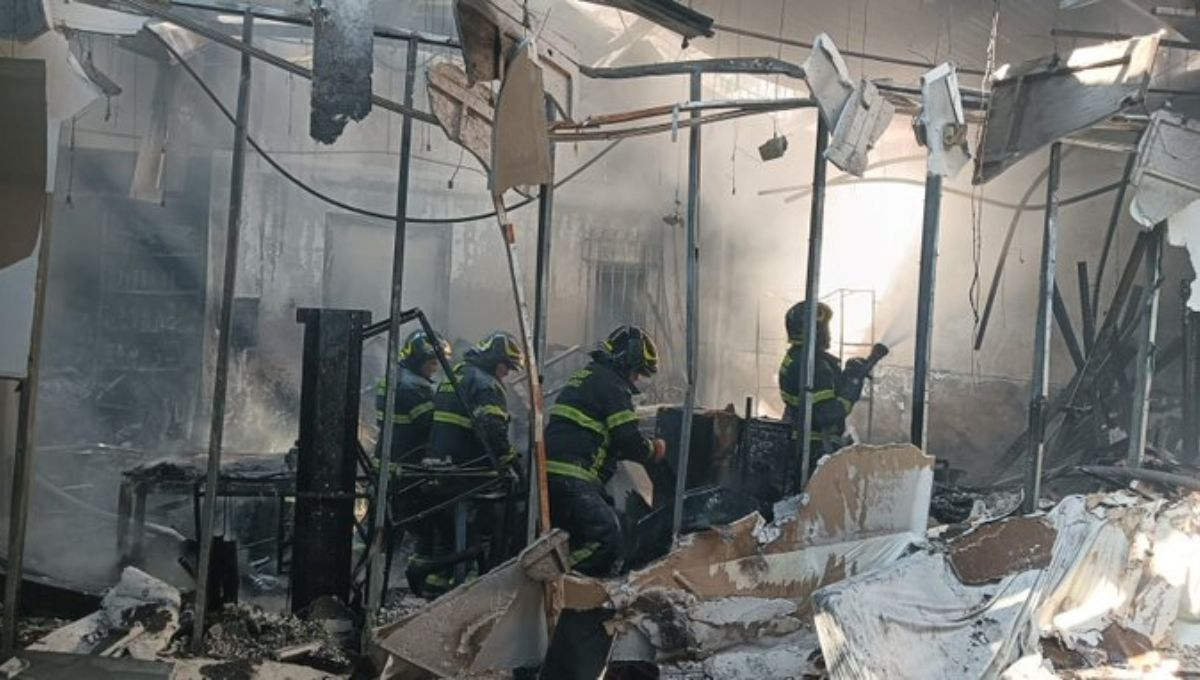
[1,0,1200,678]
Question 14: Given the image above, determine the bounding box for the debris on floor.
[813,489,1200,679]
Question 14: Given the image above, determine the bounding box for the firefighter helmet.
[601,325,659,376]
[400,329,450,370]
[784,301,833,341]
[470,331,526,372]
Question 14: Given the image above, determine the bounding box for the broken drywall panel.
[813,493,1200,679]
[1130,111,1200,227]
[802,34,854,130]
[915,62,970,179]
[29,567,182,659]
[309,0,374,144]
[825,78,895,177]
[454,0,579,118]
[564,444,933,612]
[975,33,1160,184]
[428,61,495,176]
[490,42,553,196]
[579,0,714,40]
[947,516,1057,585]
[374,531,568,679]
[1167,201,1200,312]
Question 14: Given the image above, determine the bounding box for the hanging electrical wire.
[155,32,622,225]
[970,1,1001,367]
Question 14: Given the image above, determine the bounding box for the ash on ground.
[173,604,352,674]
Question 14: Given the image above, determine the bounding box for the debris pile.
[814,489,1200,679]
[186,604,352,674]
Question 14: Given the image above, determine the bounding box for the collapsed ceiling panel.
[426,61,495,175]
[974,33,1160,184]
[453,0,579,119]
[579,0,714,41]
[802,33,854,131]
[826,79,895,177]
[914,63,971,179]
[490,44,553,195]
[309,0,374,144]
[1129,110,1200,228]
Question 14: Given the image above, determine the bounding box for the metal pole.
[1127,222,1164,467]
[192,11,252,651]
[2,199,53,655]
[1183,280,1200,463]
[910,173,941,450]
[671,70,702,540]
[796,116,830,490]
[365,37,418,628]
[1023,142,1061,515]
[528,96,555,545]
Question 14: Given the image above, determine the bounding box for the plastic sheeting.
[814,493,1200,679]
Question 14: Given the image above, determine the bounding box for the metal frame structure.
[191,11,253,650]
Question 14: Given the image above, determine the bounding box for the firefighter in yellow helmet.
[544,326,667,577]
[778,301,871,473]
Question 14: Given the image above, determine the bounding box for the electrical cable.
[156,32,622,225]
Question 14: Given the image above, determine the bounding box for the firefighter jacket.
[778,342,854,445]
[374,364,435,463]
[545,358,655,486]
[428,360,516,467]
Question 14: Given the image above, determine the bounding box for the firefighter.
[429,331,524,468]
[373,330,451,597]
[545,325,667,577]
[374,329,450,464]
[778,301,870,472]
[411,332,523,593]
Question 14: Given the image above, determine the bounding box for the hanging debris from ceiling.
[974,33,1160,183]
[913,62,971,179]
[309,0,374,144]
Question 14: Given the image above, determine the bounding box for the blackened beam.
[1078,262,1096,354]
[1052,283,1086,372]
[711,22,988,76]
[172,0,460,47]
[89,0,438,125]
[1093,154,1138,315]
[580,57,805,79]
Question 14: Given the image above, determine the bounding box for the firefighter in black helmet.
[778,301,871,473]
[373,329,451,597]
[374,329,451,463]
[545,325,667,577]
[412,332,524,594]
[429,331,524,468]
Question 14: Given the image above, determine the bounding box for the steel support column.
[671,71,702,540]
[292,308,370,614]
[796,116,830,490]
[191,12,252,650]
[910,172,942,450]
[1184,281,1200,463]
[1127,223,1164,467]
[1023,143,1061,514]
[528,96,556,544]
[365,38,418,626]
